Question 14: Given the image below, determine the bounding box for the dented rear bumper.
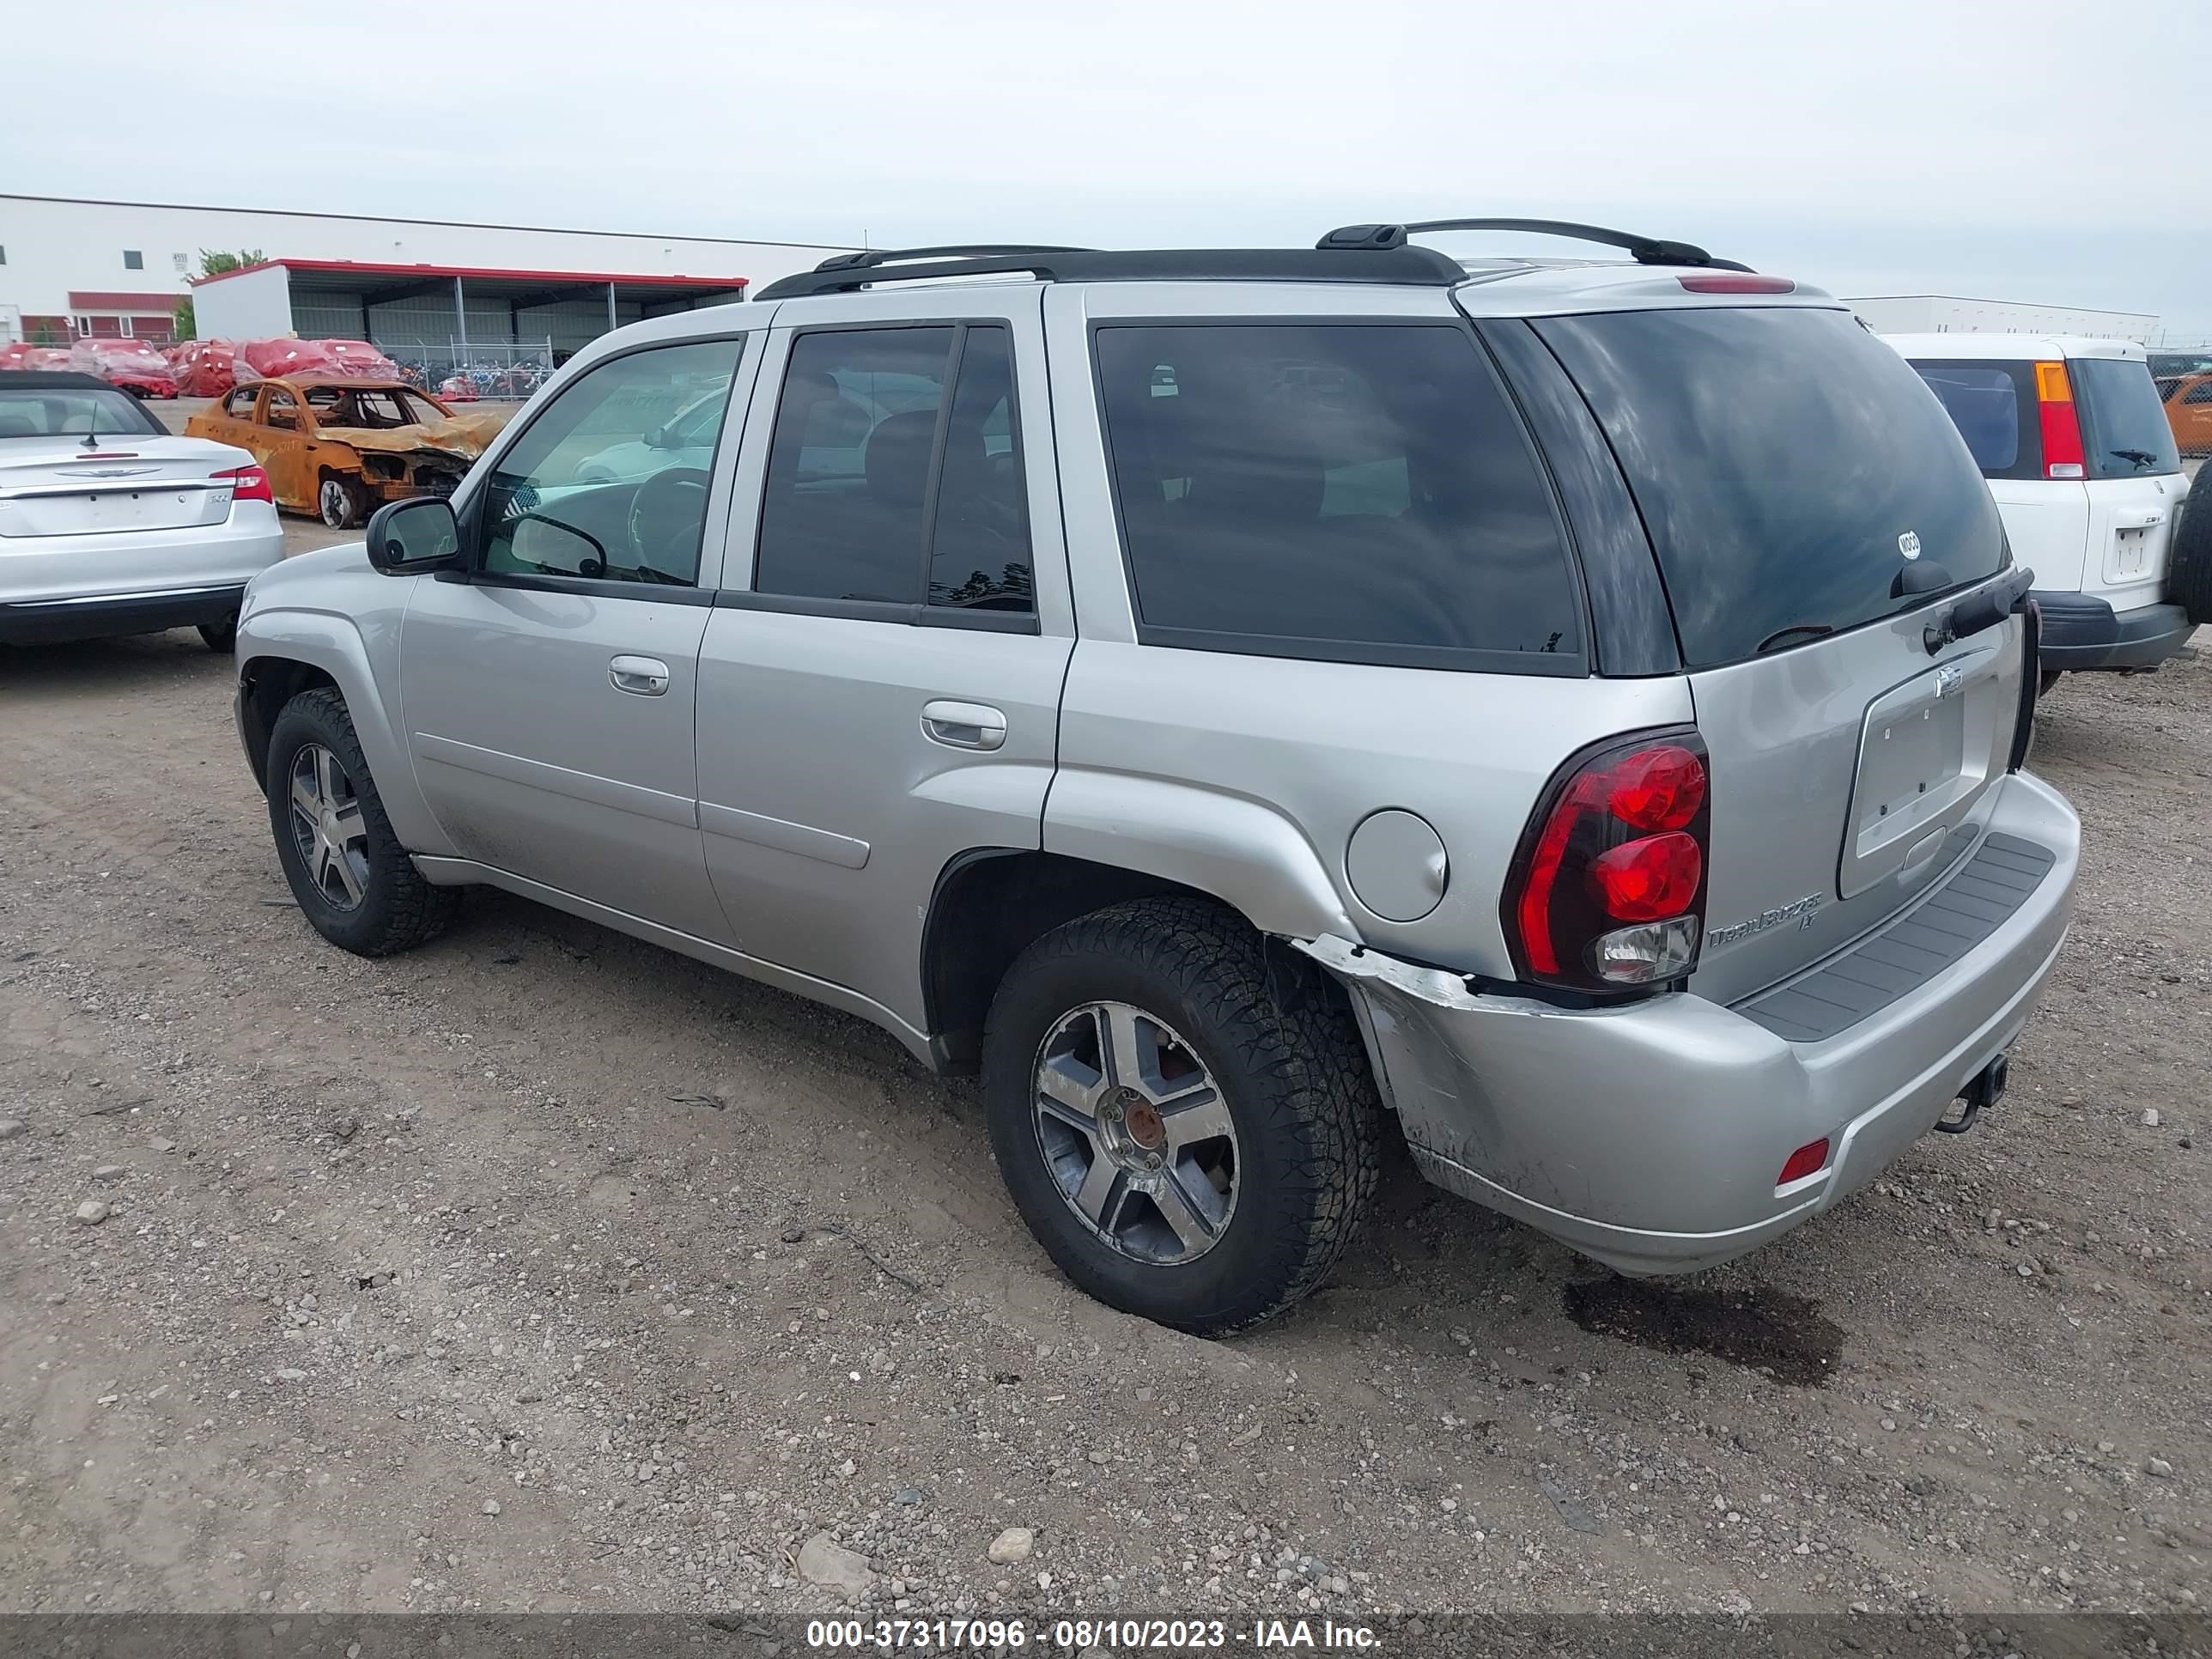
[1297,770,2079,1275]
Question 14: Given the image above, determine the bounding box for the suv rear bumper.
[2034,589,2192,672]
[1303,770,2078,1276]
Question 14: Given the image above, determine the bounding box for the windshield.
[1536,306,2007,668]
[2070,357,2182,477]
[0,386,164,440]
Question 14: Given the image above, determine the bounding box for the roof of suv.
[750,221,1838,317]
[1877,332,2148,363]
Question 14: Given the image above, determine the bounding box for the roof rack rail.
[811,243,1095,274]
[1317,218,1753,273]
[752,243,1469,302]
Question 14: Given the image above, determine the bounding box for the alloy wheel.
[287,743,370,911]
[1030,1000,1238,1265]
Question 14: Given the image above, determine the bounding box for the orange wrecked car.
[185,378,505,527]
[2160,371,2212,458]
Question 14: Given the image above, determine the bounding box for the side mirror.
[643,425,672,450]
[366,497,463,575]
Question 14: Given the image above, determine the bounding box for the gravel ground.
[0,533,2205,1623]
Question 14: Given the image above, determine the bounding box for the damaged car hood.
[313,415,502,459]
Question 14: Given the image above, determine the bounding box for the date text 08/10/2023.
[804,1616,1383,1650]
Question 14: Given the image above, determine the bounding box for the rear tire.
[198,616,238,653]
[265,687,459,957]
[2170,465,2212,628]
[318,475,366,530]
[981,896,1381,1335]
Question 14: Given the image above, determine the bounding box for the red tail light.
[2033,362,2085,480]
[214,464,274,505]
[1677,274,1796,295]
[1504,732,1711,991]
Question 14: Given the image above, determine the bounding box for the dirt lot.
[1,520,2206,1625]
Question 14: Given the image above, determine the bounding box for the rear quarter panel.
[1051,646,1692,972]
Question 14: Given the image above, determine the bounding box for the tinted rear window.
[1094,323,1583,672]
[2071,357,2182,477]
[1906,361,2039,480]
[1537,307,2006,668]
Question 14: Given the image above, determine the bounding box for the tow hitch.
[1935,1053,2008,1134]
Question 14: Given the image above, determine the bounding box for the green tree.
[172,248,266,341]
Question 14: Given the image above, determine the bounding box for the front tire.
[982,896,1380,1335]
[264,687,459,957]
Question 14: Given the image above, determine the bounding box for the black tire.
[981,896,1381,1335]
[2171,465,2212,628]
[198,615,238,653]
[318,474,366,530]
[264,686,459,957]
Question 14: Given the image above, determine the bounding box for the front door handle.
[610,655,672,696]
[921,699,1007,751]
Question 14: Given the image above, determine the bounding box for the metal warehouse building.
[0,193,854,348]
[1844,294,2158,343]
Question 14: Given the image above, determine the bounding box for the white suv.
[1881,335,2195,688]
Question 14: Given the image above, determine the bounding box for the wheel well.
[237,657,339,792]
[921,851,1258,1073]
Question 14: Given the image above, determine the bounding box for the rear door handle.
[921,699,1007,751]
[610,655,672,696]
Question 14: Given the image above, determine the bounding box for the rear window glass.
[1537,307,2006,669]
[1906,361,2039,480]
[2070,357,2182,477]
[0,385,161,439]
[1093,323,1583,672]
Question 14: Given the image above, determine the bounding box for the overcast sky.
[10,0,2207,337]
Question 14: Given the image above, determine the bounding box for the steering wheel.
[626,467,713,580]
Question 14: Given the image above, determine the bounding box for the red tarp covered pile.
[241,337,403,383]
[67,337,178,395]
[0,343,75,371]
[167,339,262,398]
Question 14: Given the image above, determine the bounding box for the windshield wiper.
[1755,622,1834,654]
[2110,448,2159,471]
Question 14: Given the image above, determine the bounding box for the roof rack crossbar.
[811,243,1096,274]
[1317,217,1753,273]
[753,244,1468,302]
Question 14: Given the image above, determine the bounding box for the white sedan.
[0,370,285,650]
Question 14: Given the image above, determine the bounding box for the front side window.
[1094,323,1582,668]
[753,325,1034,614]
[479,337,744,587]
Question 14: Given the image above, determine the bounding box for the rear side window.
[1538,307,2006,669]
[1094,323,1583,672]
[2069,357,2182,477]
[753,325,1034,614]
[1906,361,2039,480]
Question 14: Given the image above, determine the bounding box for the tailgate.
[1527,302,2028,1006]
[1686,592,2027,1004]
